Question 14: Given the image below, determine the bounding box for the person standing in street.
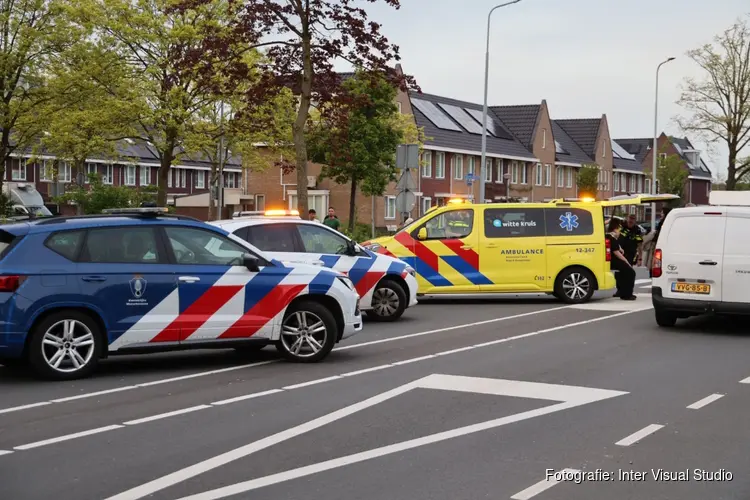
[607,218,636,300]
[642,207,672,275]
[308,209,318,222]
[323,207,341,231]
[618,214,645,267]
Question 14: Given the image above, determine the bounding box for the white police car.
[209,211,419,321]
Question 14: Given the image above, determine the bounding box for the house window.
[453,155,463,180]
[542,128,547,149]
[140,166,151,186]
[645,178,651,194]
[511,162,518,184]
[384,195,396,219]
[103,165,113,185]
[534,163,542,186]
[484,159,492,182]
[195,170,205,189]
[435,153,445,179]
[629,176,636,192]
[602,139,606,157]
[638,176,643,193]
[467,157,475,176]
[58,162,71,183]
[520,163,527,184]
[86,163,97,183]
[40,160,53,181]
[557,166,564,187]
[396,101,402,113]
[11,161,25,181]
[544,164,551,186]
[659,153,667,165]
[167,169,173,188]
[125,166,136,186]
[566,167,573,188]
[422,196,431,215]
[421,151,432,178]
[614,173,620,192]
[630,205,636,215]
[255,194,265,211]
[226,172,236,189]
[496,159,503,183]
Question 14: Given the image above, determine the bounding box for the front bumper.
[405,273,419,307]
[340,298,363,340]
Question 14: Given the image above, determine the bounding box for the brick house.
[402,91,538,212]
[615,133,713,212]
[3,138,243,217]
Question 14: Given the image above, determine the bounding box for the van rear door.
[720,208,750,305]
[659,209,727,302]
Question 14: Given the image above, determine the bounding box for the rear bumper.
[652,287,750,315]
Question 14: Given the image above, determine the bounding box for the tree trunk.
[157,135,177,206]
[0,131,10,193]
[74,158,86,215]
[726,146,738,190]
[208,164,218,221]
[293,23,314,215]
[348,177,357,233]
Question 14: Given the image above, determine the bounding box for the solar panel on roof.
[437,103,484,134]
[610,140,635,160]
[410,98,462,131]
[463,108,514,140]
[555,140,568,154]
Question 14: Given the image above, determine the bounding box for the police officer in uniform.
[618,214,644,266]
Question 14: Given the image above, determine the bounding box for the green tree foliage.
[54,173,156,214]
[677,15,750,190]
[646,150,689,202]
[307,70,420,232]
[576,164,600,198]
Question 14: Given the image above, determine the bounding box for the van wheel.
[554,268,595,304]
[368,280,407,322]
[655,308,677,327]
[27,310,101,380]
[276,300,337,363]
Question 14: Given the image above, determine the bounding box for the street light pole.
[480,0,521,205]
[651,57,675,229]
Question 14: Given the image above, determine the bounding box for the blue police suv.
[0,208,363,380]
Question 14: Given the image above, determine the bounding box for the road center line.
[686,393,724,410]
[13,425,125,451]
[615,424,664,447]
[123,405,211,426]
[0,306,573,416]
[510,469,580,500]
[0,450,13,456]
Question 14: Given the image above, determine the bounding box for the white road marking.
[510,469,580,500]
[0,308,573,416]
[739,376,750,384]
[13,425,125,451]
[112,375,625,500]
[123,405,211,426]
[5,308,647,455]
[687,393,724,410]
[569,294,652,311]
[0,450,13,456]
[615,424,664,446]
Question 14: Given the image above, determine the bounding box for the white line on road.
[5,307,649,455]
[687,393,724,410]
[0,307,573,416]
[510,469,580,499]
[123,405,211,426]
[739,376,750,384]
[0,450,13,456]
[615,424,664,447]
[13,425,125,451]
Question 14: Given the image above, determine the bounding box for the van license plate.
[671,283,711,294]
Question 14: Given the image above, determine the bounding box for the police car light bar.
[102,207,169,215]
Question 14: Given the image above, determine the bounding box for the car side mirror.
[417,228,427,241]
[346,239,357,256]
[242,253,261,272]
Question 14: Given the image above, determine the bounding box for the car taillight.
[652,249,663,278]
[0,275,23,292]
[605,238,611,262]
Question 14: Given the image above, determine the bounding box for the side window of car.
[544,208,594,236]
[45,230,85,261]
[165,226,248,266]
[484,208,545,238]
[82,227,161,263]
[245,225,298,252]
[414,209,474,240]
[297,223,349,254]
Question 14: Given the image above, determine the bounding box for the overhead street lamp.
[651,57,675,229]
[480,0,522,204]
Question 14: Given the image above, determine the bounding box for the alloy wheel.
[41,319,96,373]
[281,311,328,358]
[562,272,590,301]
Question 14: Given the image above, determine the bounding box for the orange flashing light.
[580,196,595,203]
[448,198,468,204]
[264,209,299,217]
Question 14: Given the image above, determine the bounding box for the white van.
[651,191,750,326]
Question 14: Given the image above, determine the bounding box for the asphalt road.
[2,273,749,500]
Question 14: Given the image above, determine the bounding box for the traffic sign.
[396,144,419,170]
[396,170,417,191]
[396,190,416,213]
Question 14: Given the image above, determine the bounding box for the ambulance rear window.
[544,208,594,236]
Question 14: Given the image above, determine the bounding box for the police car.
[208,211,419,321]
[0,208,363,380]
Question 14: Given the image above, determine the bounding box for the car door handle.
[312,260,324,266]
[485,243,498,248]
[178,276,201,283]
[81,276,107,282]
[699,260,717,266]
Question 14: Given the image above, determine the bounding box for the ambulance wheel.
[654,308,677,327]
[276,300,337,363]
[554,268,595,304]
[367,279,407,322]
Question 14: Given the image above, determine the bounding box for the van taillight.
[605,238,611,262]
[0,275,23,292]
[652,249,663,278]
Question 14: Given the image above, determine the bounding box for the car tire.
[554,267,595,304]
[27,310,102,380]
[367,279,407,322]
[654,308,678,327]
[276,300,337,363]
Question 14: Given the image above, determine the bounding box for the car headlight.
[337,276,355,291]
[405,265,416,277]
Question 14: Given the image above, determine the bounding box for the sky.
[346,0,748,179]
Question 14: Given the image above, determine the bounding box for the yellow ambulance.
[362,194,677,304]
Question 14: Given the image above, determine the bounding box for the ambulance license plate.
[671,282,711,294]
